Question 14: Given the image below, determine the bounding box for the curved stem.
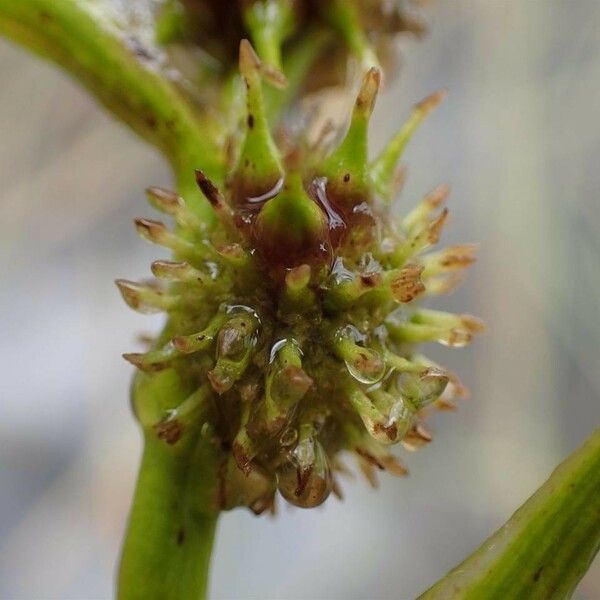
[0,0,224,217]
[419,427,600,600]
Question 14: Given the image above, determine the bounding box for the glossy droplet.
[208,314,259,394]
[264,340,312,432]
[279,427,298,447]
[398,368,449,410]
[384,399,414,442]
[361,388,414,444]
[277,436,332,508]
[344,347,385,385]
[334,327,385,385]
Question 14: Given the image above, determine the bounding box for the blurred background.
[1,1,599,598]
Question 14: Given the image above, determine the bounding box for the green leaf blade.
[420,428,600,600]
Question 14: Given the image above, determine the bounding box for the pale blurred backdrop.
[1,2,599,598]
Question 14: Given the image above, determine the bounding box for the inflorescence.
[118,39,482,512]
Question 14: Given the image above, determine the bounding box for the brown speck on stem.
[154,419,185,445]
[176,527,185,545]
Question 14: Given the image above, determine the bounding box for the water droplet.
[279,427,298,447]
[277,437,332,508]
[345,347,385,385]
[398,368,449,409]
[246,177,284,205]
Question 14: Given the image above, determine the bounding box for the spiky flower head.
[119,40,482,512]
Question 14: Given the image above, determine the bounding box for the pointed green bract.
[321,67,381,193]
[236,39,284,193]
[370,90,447,199]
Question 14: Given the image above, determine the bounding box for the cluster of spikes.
[119,39,482,512]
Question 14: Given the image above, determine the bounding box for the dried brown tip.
[122,352,144,367]
[355,448,385,470]
[392,165,408,196]
[239,38,260,75]
[356,67,381,116]
[402,424,433,451]
[146,186,182,214]
[438,245,478,270]
[380,455,409,477]
[332,478,344,500]
[134,217,167,241]
[445,371,471,400]
[424,184,451,209]
[239,38,286,88]
[151,260,188,280]
[115,279,144,310]
[415,89,448,115]
[427,207,449,244]
[135,333,154,347]
[459,314,486,334]
[357,457,379,488]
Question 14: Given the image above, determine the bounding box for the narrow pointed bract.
[321,67,381,192]
[370,91,447,199]
[235,39,284,200]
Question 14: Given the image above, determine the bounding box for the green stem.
[118,371,220,600]
[118,434,219,600]
[0,0,224,217]
[419,427,600,600]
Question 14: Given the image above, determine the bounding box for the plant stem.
[0,0,224,217]
[116,348,221,600]
[118,431,220,600]
[420,427,600,599]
